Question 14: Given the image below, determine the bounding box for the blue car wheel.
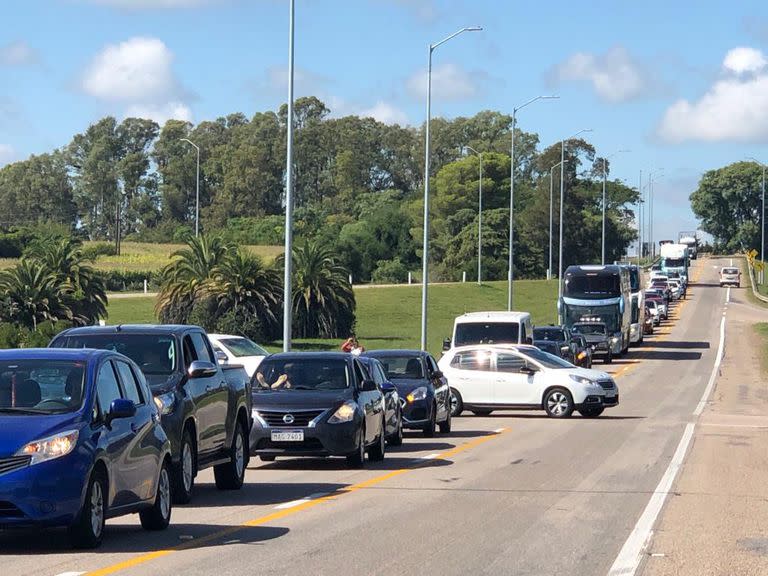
[69,468,106,549]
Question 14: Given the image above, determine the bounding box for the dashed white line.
[420,453,441,460]
[726,286,731,303]
[274,492,331,510]
[694,316,726,417]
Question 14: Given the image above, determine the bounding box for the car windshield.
[532,328,566,341]
[0,360,86,414]
[454,322,519,346]
[572,324,606,335]
[254,358,349,391]
[519,348,574,369]
[218,337,268,358]
[52,333,177,375]
[375,356,424,380]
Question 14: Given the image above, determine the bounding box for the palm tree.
[156,234,232,323]
[0,260,72,331]
[28,237,108,325]
[286,240,356,338]
[210,250,282,339]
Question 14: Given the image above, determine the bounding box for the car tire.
[387,410,403,446]
[260,455,276,462]
[69,468,107,549]
[214,420,247,490]
[543,388,574,418]
[439,404,452,433]
[450,388,464,417]
[368,417,386,462]
[140,459,172,531]
[604,352,613,364]
[471,410,493,416]
[172,427,195,504]
[346,427,365,468]
[423,404,436,437]
[578,407,605,418]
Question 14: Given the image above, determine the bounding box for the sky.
[3,0,768,246]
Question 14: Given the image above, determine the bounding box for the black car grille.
[0,501,24,518]
[258,409,326,427]
[596,379,615,390]
[0,456,30,476]
[255,438,325,451]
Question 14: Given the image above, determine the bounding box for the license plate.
[271,430,304,442]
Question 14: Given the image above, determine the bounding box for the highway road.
[1,258,738,576]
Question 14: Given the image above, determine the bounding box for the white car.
[645,300,661,325]
[438,344,619,418]
[208,334,268,377]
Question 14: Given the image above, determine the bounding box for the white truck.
[678,232,698,260]
[659,243,689,283]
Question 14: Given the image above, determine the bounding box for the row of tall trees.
[0,97,640,280]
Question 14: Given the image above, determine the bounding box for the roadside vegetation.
[754,323,768,374]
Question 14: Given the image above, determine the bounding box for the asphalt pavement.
[1,258,731,576]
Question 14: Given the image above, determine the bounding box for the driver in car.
[256,364,295,389]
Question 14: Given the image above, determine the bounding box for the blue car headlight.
[406,387,428,403]
[17,429,79,466]
[153,392,176,415]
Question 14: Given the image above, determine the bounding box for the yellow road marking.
[84,429,508,576]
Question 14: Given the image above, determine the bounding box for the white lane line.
[55,573,85,576]
[694,316,726,417]
[274,492,331,510]
[421,453,441,460]
[608,312,728,576]
[726,286,731,304]
[607,423,695,576]
[494,427,507,433]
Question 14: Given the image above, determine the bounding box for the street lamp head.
[465,26,483,31]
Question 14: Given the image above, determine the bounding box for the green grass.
[0,241,284,272]
[105,279,559,356]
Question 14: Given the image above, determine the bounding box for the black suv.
[50,325,252,503]
[571,322,613,364]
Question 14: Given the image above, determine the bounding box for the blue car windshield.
[0,360,86,414]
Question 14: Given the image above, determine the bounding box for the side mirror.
[215,350,228,364]
[187,360,218,379]
[360,379,378,392]
[380,381,395,393]
[442,338,451,351]
[432,370,444,380]
[519,363,537,374]
[107,398,136,425]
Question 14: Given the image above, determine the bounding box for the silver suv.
[719,266,741,287]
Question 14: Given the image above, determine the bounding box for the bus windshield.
[564,273,621,298]
[662,258,686,268]
[629,268,640,291]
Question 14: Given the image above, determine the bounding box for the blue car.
[0,349,172,548]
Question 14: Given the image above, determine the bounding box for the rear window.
[722,268,739,274]
[532,328,566,341]
[454,322,520,346]
[53,333,177,376]
[376,356,425,380]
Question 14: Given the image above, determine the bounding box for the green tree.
[0,259,72,331]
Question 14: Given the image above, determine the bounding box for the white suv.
[438,344,619,418]
[719,267,741,287]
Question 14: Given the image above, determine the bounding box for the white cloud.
[406,62,480,101]
[549,46,649,103]
[358,101,408,125]
[658,47,768,143]
[125,102,192,124]
[0,41,38,66]
[82,37,191,123]
[0,145,15,167]
[723,46,767,75]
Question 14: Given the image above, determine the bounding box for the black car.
[50,325,252,504]
[249,353,387,467]
[532,326,576,363]
[363,350,451,436]
[358,356,403,446]
[571,322,613,364]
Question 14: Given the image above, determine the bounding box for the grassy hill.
[105,279,560,356]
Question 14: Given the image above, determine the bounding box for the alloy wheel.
[159,467,171,520]
[547,391,569,416]
[91,479,104,539]
[182,442,193,492]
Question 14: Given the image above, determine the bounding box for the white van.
[443,311,534,351]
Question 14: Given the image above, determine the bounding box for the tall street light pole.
[600,149,629,265]
[749,157,766,283]
[180,138,200,237]
[558,129,593,317]
[420,26,482,351]
[282,0,296,352]
[549,161,563,280]
[637,170,643,264]
[646,169,663,260]
[466,146,483,284]
[508,95,558,310]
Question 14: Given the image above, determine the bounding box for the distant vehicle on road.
[643,306,655,334]
[358,356,403,446]
[0,349,172,548]
[560,265,631,355]
[645,301,661,326]
[660,243,689,284]
[250,353,387,467]
[571,322,613,364]
[679,232,698,260]
[644,291,668,320]
[626,264,645,346]
[50,325,252,504]
[443,311,533,351]
[209,334,268,377]
[532,325,576,363]
[719,266,741,287]
[364,350,451,435]
[438,344,618,418]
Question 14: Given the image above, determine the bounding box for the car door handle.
[130,422,139,433]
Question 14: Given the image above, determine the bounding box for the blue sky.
[3,0,768,244]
